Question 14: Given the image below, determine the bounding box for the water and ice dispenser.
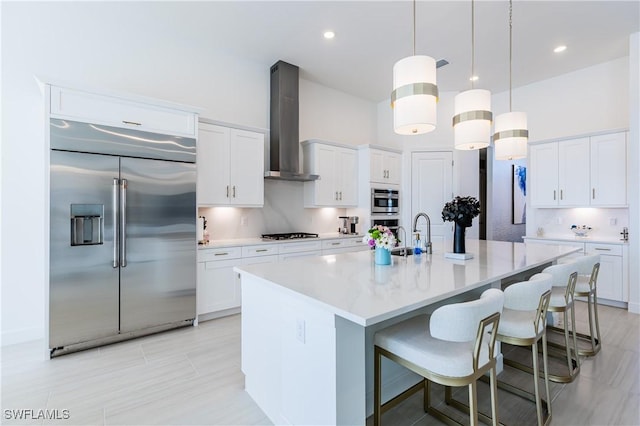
[70,204,104,246]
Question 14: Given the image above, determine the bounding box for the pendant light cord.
[509,0,513,112]
[412,0,416,56]
[471,0,475,89]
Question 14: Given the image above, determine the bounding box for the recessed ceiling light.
[469,75,479,82]
[554,45,567,53]
[323,31,335,40]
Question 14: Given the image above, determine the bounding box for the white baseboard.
[628,301,640,314]
[1,325,44,347]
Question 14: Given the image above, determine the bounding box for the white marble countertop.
[235,240,580,327]
[198,233,363,249]
[523,235,628,245]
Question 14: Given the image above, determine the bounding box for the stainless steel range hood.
[265,60,319,181]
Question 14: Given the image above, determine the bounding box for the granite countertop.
[198,233,364,250]
[234,240,580,326]
[523,235,628,245]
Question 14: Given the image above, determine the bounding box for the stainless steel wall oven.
[371,188,399,215]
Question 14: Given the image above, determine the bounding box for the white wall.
[628,32,639,313]
[0,2,377,345]
[489,58,630,242]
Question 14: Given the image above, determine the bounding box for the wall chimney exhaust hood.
[265,60,319,182]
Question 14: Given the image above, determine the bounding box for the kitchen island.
[235,240,579,425]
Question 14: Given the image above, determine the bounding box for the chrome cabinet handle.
[594,248,611,251]
[331,242,340,246]
[112,178,119,268]
[226,185,229,198]
[553,190,556,201]
[335,191,339,200]
[560,189,563,200]
[214,252,229,256]
[233,185,236,198]
[120,179,127,267]
[339,191,343,200]
[122,120,142,126]
[592,188,595,199]
[256,249,268,252]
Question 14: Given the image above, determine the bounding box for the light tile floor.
[1,302,638,425]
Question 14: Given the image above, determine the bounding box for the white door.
[411,151,454,253]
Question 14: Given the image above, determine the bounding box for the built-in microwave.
[371,188,399,215]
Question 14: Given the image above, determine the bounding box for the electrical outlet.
[296,319,306,343]
[241,216,248,226]
[609,218,617,226]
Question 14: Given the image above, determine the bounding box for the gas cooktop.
[261,232,319,241]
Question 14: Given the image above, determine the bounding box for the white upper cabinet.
[197,122,264,207]
[530,132,627,208]
[370,149,402,185]
[557,137,590,206]
[530,143,560,207]
[302,140,358,207]
[49,85,197,137]
[590,132,627,206]
[363,147,402,186]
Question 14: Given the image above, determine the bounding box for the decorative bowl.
[571,225,592,237]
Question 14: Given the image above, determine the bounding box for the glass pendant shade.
[392,55,438,135]
[493,111,528,160]
[453,89,492,150]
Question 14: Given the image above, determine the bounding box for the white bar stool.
[560,254,602,356]
[541,262,580,383]
[373,288,504,426]
[496,273,553,426]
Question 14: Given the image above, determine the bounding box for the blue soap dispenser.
[413,233,422,255]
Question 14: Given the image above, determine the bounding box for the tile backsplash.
[528,207,629,240]
[199,180,348,240]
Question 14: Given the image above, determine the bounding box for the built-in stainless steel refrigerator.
[49,119,196,357]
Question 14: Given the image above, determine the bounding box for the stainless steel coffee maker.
[338,216,359,234]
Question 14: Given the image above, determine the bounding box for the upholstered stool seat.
[496,273,553,426]
[560,254,601,356]
[373,288,504,426]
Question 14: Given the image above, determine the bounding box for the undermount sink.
[391,247,413,256]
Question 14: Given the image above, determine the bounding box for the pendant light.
[494,0,528,160]
[453,0,492,150]
[391,0,438,135]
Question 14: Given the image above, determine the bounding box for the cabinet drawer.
[279,250,321,262]
[198,246,242,262]
[585,243,622,256]
[278,240,322,254]
[242,244,279,257]
[50,86,196,137]
[322,239,347,249]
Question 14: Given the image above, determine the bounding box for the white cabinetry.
[585,243,626,302]
[369,148,402,185]
[197,247,242,317]
[523,238,628,304]
[278,240,322,262]
[197,122,264,207]
[530,132,627,208]
[590,132,627,206]
[321,236,369,254]
[302,140,358,207]
[49,86,197,137]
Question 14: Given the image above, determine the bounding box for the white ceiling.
[37,1,640,103]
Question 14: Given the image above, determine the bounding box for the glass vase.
[374,247,391,265]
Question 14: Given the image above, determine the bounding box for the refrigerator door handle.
[120,178,127,267]
[112,178,119,268]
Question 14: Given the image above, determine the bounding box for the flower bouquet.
[363,225,397,265]
[442,196,481,256]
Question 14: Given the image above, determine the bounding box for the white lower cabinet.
[197,237,368,317]
[585,243,625,302]
[524,238,627,304]
[197,247,242,316]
